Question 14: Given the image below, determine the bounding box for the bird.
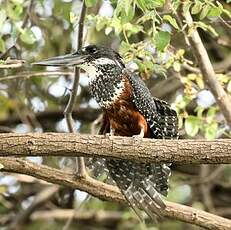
[34,44,178,220]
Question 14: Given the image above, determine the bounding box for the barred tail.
[106,159,170,220]
[150,163,171,196]
[86,158,116,185]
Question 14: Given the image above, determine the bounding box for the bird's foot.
[105,132,112,138]
[104,131,114,140]
[132,127,145,144]
[132,134,144,144]
[105,127,115,140]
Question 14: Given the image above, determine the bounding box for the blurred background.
[0,0,231,229]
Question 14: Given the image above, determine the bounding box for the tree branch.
[0,59,25,69]
[0,71,73,82]
[0,108,101,126]
[182,10,231,127]
[0,133,230,164]
[9,185,59,230]
[0,157,231,229]
[31,209,124,223]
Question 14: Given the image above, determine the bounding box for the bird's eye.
[86,46,97,54]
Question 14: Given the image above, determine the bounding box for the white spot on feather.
[93,57,115,65]
[99,80,125,108]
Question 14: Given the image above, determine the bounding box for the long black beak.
[33,53,89,67]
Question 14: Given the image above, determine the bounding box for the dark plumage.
[34,44,178,220]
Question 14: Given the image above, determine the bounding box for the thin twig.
[182,165,227,186]
[219,16,231,29]
[62,2,87,229]
[0,71,73,81]
[91,114,103,134]
[63,1,87,177]
[9,185,59,230]
[199,165,216,213]
[0,60,25,69]
[31,209,125,222]
[182,63,200,74]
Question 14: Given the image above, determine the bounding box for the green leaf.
[124,0,133,16]
[191,1,202,15]
[120,41,131,54]
[145,0,165,9]
[95,16,108,31]
[173,62,181,72]
[0,37,5,52]
[185,116,201,137]
[114,0,134,22]
[20,28,36,45]
[196,22,218,37]
[114,0,124,16]
[207,107,217,123]
[135,0,147,12]
[195,106,205,118]
[110,18,122,35]
[105,27,112,35]
[207,6,222,17]
[122,5,135,22]
[123,23,143,37]
[205,123,217,140]
[7,2,23,20]
[155,31,171,51]
[178,95,191,109]
[200,5,211,19]
[85,0,97,7]
[163,15,179,30]
[70,12,77,24]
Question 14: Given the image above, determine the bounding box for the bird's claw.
[132,134,143,144]
[105,132,113,140]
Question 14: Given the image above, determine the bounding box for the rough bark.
[0,133,230,164]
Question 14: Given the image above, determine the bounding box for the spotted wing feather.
[106,160,165,220]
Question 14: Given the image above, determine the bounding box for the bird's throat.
[86,64,125,108]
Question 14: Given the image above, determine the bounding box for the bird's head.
[34,45,125,79]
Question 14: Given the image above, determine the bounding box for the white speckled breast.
[80,58,125,108]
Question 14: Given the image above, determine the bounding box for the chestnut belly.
[106,99,150,137]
